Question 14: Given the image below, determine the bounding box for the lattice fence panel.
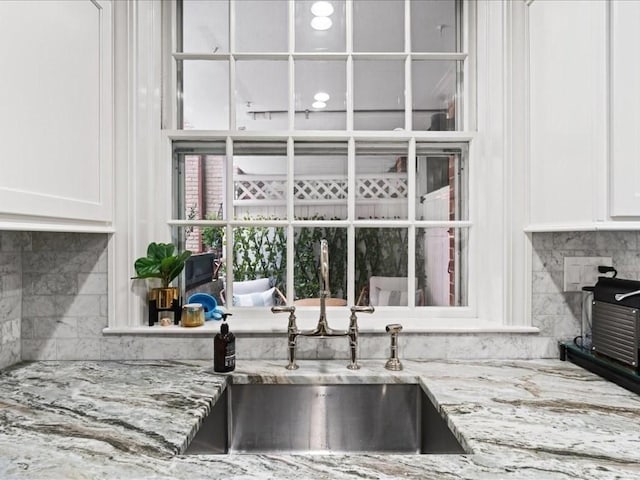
[357,174,408,199]
[235,176,286,201]
[234,174,408,202]
[294,178,347,200]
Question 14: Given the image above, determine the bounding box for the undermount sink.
[185,383,469,455]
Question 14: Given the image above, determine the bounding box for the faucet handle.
[271,306,295,314]
[385,323,403,334]
[351,305,375,314]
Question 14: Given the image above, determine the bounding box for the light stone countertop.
[0,358,639,479]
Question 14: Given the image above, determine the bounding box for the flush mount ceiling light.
[311,16,332,31]
[312,101,327,109]
[311,1,334,17]
[314,92,330,102]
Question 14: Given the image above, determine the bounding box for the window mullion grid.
[462,0,473,131]
[404,0,412,131]
[229,0,236,130]
[407,138,416,307]
[288,0,295,130]
[347,136,356,304]
[345,0,353,131]
[225,136,235,300]
[286,136,295,302]
[405,56,412,132]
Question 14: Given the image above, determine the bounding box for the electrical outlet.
[563,257,612,292]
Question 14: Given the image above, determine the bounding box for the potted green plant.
[132,242,192,309]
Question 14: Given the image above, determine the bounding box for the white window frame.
[107,0,536,335]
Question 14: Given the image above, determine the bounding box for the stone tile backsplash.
[1,229,638,366]
[531,231,640,350]
[0,232,27,369]
[21,232,108,361]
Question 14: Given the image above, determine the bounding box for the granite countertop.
[0,358,639,479]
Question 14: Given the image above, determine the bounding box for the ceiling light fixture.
[310,16,332,31]
[312,101,327,109]
[311,1,334,17]
[314,92,330,102]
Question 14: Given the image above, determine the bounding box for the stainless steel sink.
[185,383,468,455]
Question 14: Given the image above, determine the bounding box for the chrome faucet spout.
[272,240,375,370]
[320,239,329,293]
[315,239,332,335]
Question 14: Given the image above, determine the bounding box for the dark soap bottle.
[214,315,235,373]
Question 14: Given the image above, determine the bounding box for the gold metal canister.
[182,303,205,327]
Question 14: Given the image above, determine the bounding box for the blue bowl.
[187,293,220,320]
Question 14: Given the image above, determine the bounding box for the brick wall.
[184,155,225,254]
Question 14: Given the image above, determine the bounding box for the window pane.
[353,0,404,52]
[415,145,467,221]
[416,227,468,306]
[181,60,229,130]
[173,141,227,257]
[230,226,287,307]
[294,142,348,220]
[235,0,288,52]
[233,141,287,220]
[181,0,229,53]
[295,0,346,52]
[294,227,347,302]
[412,60,460,131]
[235,60,288,131]
[174,227,225,310]
[354,60,405,130]
[355,227,409,306]
[411,0,459,53]
[295,60,346,130]
[355,143,408,220]
[178,154,227,253]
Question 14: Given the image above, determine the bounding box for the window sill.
[103,317,539,336]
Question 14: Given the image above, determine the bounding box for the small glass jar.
[182,303,205,327]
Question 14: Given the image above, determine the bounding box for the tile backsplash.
[531,231,640,349]
[21,232,108,361]
[1,229,638,365]
[0,232,26,369]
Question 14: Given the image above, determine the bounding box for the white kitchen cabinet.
[0,0,113,231]
[527,0,607,229]
[610,0,640,217]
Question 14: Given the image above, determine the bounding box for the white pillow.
[232,278,272,295]
[375,288,408,306]
[233,287,276,307]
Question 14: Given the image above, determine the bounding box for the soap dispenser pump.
[214,313,235,373]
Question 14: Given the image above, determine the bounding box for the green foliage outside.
[201,212,224,252]
[221,216,425,302]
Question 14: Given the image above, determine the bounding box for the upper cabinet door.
[611,0,640,217]
[0,0,113,228]
[528,0,607,227]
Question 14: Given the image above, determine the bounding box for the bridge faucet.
[271,239,374,369]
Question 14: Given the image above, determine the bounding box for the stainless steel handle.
[351,305,375,314]
[271,306,296,314]
[386,323,403,334]
[614,289,640,302]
